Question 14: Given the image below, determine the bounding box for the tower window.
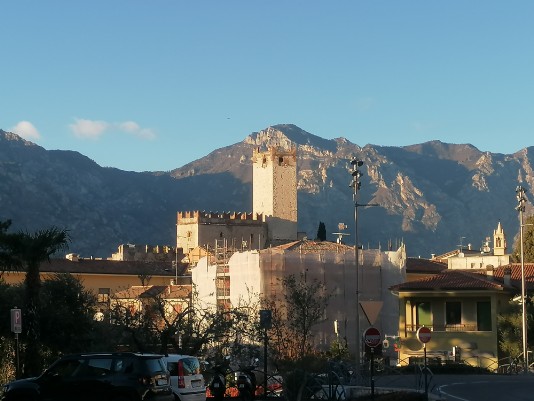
[278,156,284,165]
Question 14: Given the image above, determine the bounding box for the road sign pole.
[370,347,375,399]
[424,344,428,401]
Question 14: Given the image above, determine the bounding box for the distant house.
[390,264,534,371]
[0,254,190,311]
[431,222,510,270]
[112,285,191,328]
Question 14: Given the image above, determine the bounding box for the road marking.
[438,384,470,401]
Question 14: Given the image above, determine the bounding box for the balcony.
[406,323,478,332]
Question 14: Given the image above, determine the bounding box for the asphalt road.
[372,373,534,401]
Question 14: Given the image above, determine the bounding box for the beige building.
[176,211,267,256]
[1,257,189,311]
[112,284,191,327]
[192,239,407,356]
[176,146,299,257]
[252,146,298,243]
[110,244,184,263]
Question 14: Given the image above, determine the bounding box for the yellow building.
[0,256,190,309]
[390,264,534,371]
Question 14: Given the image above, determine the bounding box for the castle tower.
[252,146,298,242]
[493,221,506,256]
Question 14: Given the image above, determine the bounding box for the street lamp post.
[349,158,379,378]
[516,185,528,374]
[350,159,363,374]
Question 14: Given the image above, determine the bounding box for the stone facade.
[176,211,267,254]
[252,146,298,242]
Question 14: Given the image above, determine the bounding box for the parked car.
[163,355,206,401]
[1,352,174,401]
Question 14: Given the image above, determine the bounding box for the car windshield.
[144,357,166,374]
[167,358,200,375]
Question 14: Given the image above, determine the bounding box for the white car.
[164,354,206,401]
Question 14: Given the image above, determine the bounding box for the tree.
[498,296,534,360]
[316,222,326,242]
[107,285,251,357]
[511,214,534,263]
[267,272,330,362]
[39,273,98,360]
[0,224,70,376]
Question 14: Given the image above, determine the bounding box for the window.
[446,302,461,325]
[416,302,432,327]
[477,301,492,331]
[98,288,110,304]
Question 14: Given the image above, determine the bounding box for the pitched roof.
[391,263,534,293]
[489,263,534,290]
[406,257,447,274]
[390,270,508,292]
[270,240,353,253]
[114,285,191,299]
[28,258,189,277]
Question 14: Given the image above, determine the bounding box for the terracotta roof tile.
[35,258,189,277]
[406,257,447,274]
[390,270,507,292]
[114,285,191,299]
[270,240,353,253]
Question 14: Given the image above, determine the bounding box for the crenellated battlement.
[177,210,266,224]
[252,146,297,163]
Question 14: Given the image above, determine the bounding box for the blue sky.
[2,1,534,172]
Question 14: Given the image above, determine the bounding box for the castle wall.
[177,211,267,252]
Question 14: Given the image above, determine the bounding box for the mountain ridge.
[0,125,531,259]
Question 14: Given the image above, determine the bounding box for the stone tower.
[493,221,506,256]
[252,146,297,243]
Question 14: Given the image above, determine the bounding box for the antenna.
[457,236,466,252]
[332,222,350,244]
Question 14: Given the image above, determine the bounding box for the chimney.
[503,266,511,286]
[486,265,494,280]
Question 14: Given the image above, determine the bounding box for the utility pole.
[349,158,379,378]
[516,185,529,374]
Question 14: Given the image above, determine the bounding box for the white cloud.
[10,121,41,140]
[118,121,156,140]
[69,118,156,140]
[69,118,109,139]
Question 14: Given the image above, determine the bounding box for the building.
[176,146,298,256]
[110,243,184,263]
[432,222,510,270]
[176,211,267,256]
[390,263,534,371]
[0,256,190,312]
[112,284,191,328]
[192,239,407,356]
[252,146,298,243]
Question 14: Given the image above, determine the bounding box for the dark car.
[1,352,174,401]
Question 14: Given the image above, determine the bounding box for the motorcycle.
[235,359,258,401]
[208,357,230,401]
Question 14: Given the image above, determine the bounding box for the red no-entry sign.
[417,326,432,343]
[363,326,381,348]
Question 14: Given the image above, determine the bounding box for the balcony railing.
[406,323,478,332]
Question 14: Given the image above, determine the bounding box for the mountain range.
[1,124,532,259]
